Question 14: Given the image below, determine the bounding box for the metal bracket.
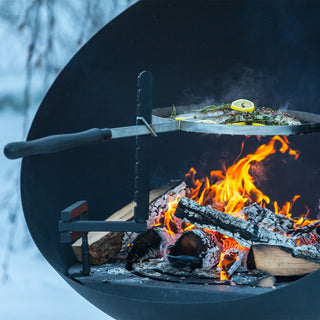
[136,116,158,137]
[59,200,91,276]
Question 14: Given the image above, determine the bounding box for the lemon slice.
[227,122,246,125]
[175,116,194,121]
[231,99,255,112]
[252,122,265,126]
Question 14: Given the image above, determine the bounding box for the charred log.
[147,181,187,231]
[126,228,162,271]
[241,204,320,246]
[295,228,320,246]
[290,221,320,237]
[168,229,222,270]
[243,203,294,234]
[175,197,320,263]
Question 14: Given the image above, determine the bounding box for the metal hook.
[136,116,158,137]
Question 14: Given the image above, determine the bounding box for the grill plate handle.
[4,128,112,159]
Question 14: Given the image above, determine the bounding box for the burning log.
[147,181,188,230]
[174,197,320,263]
[243,203,294,234]
[72,181,181,265]
[168,229,222,270]
[126,228,163,271]
[252,245,320,276]
[290,221,320,237]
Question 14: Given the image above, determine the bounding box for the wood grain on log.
[72,181,181,265]
[252,245,320,276]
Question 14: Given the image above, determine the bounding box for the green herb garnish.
[193,103,231,113]
[169,105,177,118]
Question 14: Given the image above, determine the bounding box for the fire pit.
[4,1,320,319]
[65,133,320,292]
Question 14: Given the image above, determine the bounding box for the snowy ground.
[0,110,113,320]
[0,1,139,319]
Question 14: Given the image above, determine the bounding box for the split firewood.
[174,197,320,263]
[168,229,222,270]
[252,245,320,276]
[72,181,181,265]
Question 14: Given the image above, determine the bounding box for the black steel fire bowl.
[6,1,320,319]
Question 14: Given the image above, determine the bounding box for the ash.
[135,258,220,279]
[107,267,130,275]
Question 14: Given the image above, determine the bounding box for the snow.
[0,1,138,319]
[0,111,113,320]
[0,247,111,320]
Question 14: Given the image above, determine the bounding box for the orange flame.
[274,195,301,218]
[163,194,182,236]
[151,135,315,280]
[216,236,248,280]
[159,135,305,235]
[186,135,299,215]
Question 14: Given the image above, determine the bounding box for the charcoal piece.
[126,228,162,271]
[167,255,202,269]
[231,270,275,287]
[295,229,320,246]
[219,251,238,273]
[168,229,222,270]
[290,221,320,246]
[243,203,294,234]
[175,197,320,262]
[133,267,228,285]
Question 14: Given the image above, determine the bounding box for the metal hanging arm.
[3,116,178,160]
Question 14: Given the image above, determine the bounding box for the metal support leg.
[81,233,90,276]
[134,71,153,223]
